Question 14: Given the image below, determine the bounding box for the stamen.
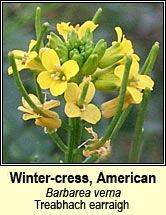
[54,64,61,71]
[80,104,86,111]
[61,76,66,81]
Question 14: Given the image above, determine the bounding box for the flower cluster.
[8,7,158,163]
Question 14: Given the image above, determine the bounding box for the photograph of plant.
[3,2,163,163]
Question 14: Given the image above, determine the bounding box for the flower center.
[21,52,28,65]
[128,75,139,87]
[50,64,66,81]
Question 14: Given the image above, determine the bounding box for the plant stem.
[34,22,49,53]
[33,73,44,103]
[110,105,132,139]
[89,56,132,151]
[48,132,68,153]
[65,118,83,163]
[128,88,151,163]
[8,52,48,117]
[65,118,75,163]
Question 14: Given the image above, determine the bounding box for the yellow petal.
[35,111,62,129]
[26,59,45,72]
[18,106,34,114]
[115,27,123,43]
[43,100,60,110]
[101,97,119,118]
[65,103,81,118]
[101,96,130,118]
[79,81,95,104]
[28,40,37,52]
[21,94,41,113]
[137,75,154,90]
[130,58,139,73]
[61,60,79,80]
[13,50,25,57]
[127,87,142,104]
[57,22,74,40]
[78,21,98,39]
[114,65,124,81]
[42,49,60,71]
[37,71,53,89]
[23,113,39,120]
[50,80,67,96]
[120,39,133,54]
[39,47,50,59]
[35,117,62,129]
[81,104,101,124]
[27,51,38,61]
[8,61,26,74]
[28,94,41,105]
[64,83,80,103]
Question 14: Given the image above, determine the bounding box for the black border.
[1,0,165,166]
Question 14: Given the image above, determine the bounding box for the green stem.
[61,121,72,131]
[128,88,151,163]
[65,118,83,163]
[8,52,48,117]
[92,8,103,24]
[33,73,44,103]
[48,132,68,153]
[34,22,49,53]
[77,82,89,107]
[140,41,159,75]
[65,118,75,163]
[74,118,83,148]
[110,105,132,139]
[89,56,132,151]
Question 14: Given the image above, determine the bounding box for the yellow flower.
[99,27,139,69]
[114,64,154,104]
[37,49,79,96]
[8,40,37,75]
[18,94,62,129]
[82,127,111,162]
[64,81,101,124]
[113,27,140,66]
[56,21,98,40]
[101,64,154,118]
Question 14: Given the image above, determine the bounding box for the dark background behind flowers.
[3,2,164,163]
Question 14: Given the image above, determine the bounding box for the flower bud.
[71,52,84,68]
[92,39,107,61]
[94,74,119,91]
[67,30,79,49]
[99,42,124,68]
[80,54,98,75]
[81,28,93,43]
[55,43,69,63]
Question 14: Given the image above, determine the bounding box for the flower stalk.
[128,88,151,163]
[8,51,48,117]
[89,56,132,151]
